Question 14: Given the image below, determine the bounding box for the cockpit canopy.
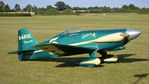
[61,27,82,35]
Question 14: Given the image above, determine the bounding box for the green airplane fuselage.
[54,29,127,50]
[8,28,141,66]
[20,29,128,61]
[9,28,141,62]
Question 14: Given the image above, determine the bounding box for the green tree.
[35,8,46,14]
[73,7,81,10]
[61,9,75,15]
[33,5,37,9]
[65,5,71,10]
[0,1,5,12]
[5,4,10,12]
[46,5,54,9]
[43,9,59,15]
[14,4,21,11]
[129,4,139,9]
[23,4,32,12]
[32,5,38,13]
[100,6,111,13]
[122,5,129,9]
[55,1,66,11]
[112,8,122,13]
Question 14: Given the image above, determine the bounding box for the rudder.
[18,28,38,51]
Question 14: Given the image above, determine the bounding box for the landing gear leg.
[98,50,118,63]
[77,49,101,67]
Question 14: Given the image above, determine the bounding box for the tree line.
[0,1,149,15]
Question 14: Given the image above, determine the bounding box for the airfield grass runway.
[0,14,149,84]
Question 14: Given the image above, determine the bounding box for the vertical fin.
[18,28,38,51]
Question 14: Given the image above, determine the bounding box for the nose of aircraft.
[126,29,141,41]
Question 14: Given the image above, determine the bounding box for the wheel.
[78,58,101,67]
[103,55,118,63]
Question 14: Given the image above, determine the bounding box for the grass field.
[0,14,149,84]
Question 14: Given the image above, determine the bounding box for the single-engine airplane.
[8,28,141,67]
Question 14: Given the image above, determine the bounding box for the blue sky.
[2,0,149,9]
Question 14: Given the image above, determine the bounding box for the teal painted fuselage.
[39,29,128,52]
[8,28,141,65]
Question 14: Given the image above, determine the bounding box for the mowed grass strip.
[0,14,149,84]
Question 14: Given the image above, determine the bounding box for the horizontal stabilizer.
[8,51,18,54]
[8,50,35,54]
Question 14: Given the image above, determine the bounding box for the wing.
[34,44,94,56]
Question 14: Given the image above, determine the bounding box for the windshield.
[61,27,82,35]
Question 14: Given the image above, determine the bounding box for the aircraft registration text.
[19,34,31,40]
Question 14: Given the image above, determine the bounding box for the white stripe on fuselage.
[33,50,43,53]
[69,32,124,46]
[70,40,92,46]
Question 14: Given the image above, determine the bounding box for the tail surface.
[8,28,38,60]
[8,28,59,60]
[18,28,38,51]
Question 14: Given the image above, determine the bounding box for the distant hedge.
[41,9,79,15]
[0,12,34,16]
